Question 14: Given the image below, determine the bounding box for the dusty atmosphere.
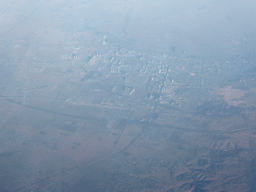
[0,0,256,191]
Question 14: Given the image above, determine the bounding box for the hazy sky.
[1,0,256,58]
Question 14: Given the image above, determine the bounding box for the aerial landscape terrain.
[0,0,256,191]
